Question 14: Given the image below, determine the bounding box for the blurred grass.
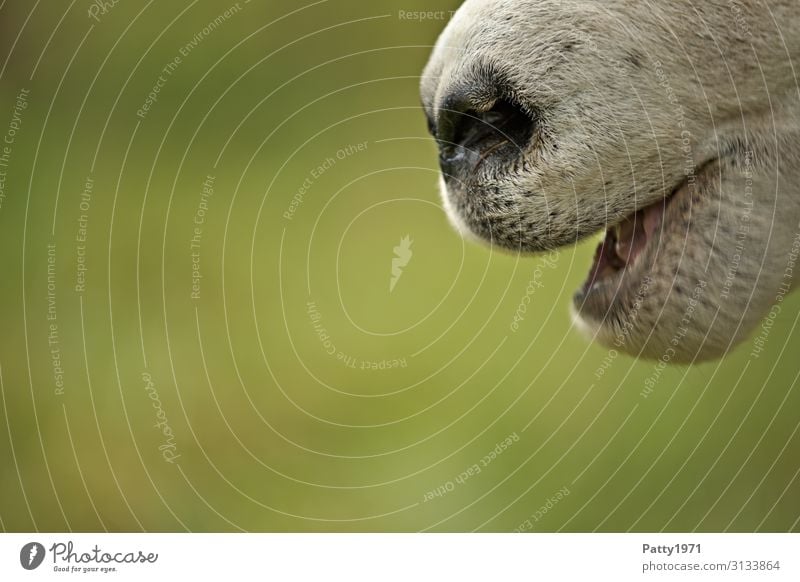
[0,0,798,532]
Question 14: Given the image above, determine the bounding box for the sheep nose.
[436,94,483,177]
[432,91,536,181]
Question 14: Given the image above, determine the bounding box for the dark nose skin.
[436,91,484,179]
[439,142,481,180]
[430,89,535,181]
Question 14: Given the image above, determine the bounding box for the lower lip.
[574,187,678,307]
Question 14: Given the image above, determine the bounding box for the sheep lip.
[575,186,680,304]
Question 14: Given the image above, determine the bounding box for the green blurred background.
[0,0,798,533]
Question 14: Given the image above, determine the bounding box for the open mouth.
[577,187,681,301]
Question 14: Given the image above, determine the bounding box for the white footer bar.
[1,533,797,581]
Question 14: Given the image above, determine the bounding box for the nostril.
[477,98,536,150]
[436,95,535,158]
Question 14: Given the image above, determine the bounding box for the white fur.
[422,0,800,362]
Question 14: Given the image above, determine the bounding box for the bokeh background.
[0,0,799,533]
